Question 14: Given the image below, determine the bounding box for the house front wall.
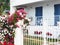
[10,0,60,38]
[25,0,60,26]
[24,0,60,38]
[27,26,60,38]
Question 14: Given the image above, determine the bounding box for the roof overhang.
[11,0,45,6]
[11,0,58,7]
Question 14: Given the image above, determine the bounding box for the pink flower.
[16,18,20,21]
[0,42,3,45]
[16,9,27,19]
[15,24,20,28]
[7,15,14,24]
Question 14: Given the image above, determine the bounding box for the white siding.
[28,26,60,38]
[11,0,60,38]
[11,0,60,26]
[24,0,60,26]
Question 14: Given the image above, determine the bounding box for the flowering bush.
[0,8,31,45]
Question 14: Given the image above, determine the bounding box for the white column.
[43,19,48,45]
[14,27,23,45]
[10,5,23,45]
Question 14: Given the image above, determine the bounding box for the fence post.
[14,27,23,45]
[43,19,48,45]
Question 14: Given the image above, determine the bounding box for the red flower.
[8,42,14,45]
[39,31,42,34]
[0,42,3,45]
[46,32,52,36]
[46,32,50,35]
[34,31,42,35]
[9,37,14,43]
[34,31,38,34]
[3,41,14,45]
[7,15,14,24]
[3,41,7,45]
[50,33,52,36]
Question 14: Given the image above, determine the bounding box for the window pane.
[54,4,60,15]
[35,7,43,16]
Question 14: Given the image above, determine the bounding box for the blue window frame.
[35,7,43,25]
[54,4,60,26]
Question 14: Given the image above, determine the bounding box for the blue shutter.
[54,4,60,15]
[54,4,60,26]
[35,7,42,16]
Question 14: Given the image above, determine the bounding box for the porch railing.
[54,15,60,26]
[23,15,60,45]
[35,15,60,26]
[23,27,60,45]
[35,16,43,26]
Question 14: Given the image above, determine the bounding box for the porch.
[23,25,60,45]
[30,15,60,26]
[11,0,60,45]
[22,0,60,45]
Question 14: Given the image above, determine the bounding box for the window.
[35,7,42,16]
[54,4,60,15]
[35,7,43,26]
[54,4,60,26]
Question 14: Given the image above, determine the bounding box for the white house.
[11,0,60,38]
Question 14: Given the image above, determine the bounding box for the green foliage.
[24,19,29,24]
[9,13,18,25]
[0,0,10,15]
[13,13,18,25]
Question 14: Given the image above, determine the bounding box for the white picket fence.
[23,26,60,45]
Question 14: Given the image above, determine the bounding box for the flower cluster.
[0,15,15,45]
[46,32,52,36]
[0,8,31,45]
[34,31,42,35]
[0,41,14,45]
